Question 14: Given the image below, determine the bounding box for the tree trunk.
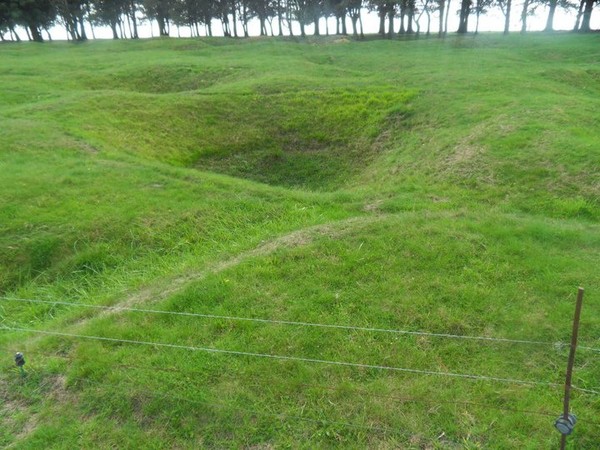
[28,26,42,42]
[79,15,88,40]
[126,11,133,38]
[11,27,22,42]
[232,4,238,37]
[242,4,249,37]
[503,0,512,34]
[407,0,415,33]
[110,21,119,39]
[415,10,422,34]
[314,17,320,35]
[287,9,294,36]
[158,14,169,36]
[84,2,95,39]
[130,2,139,39]
[573,0,585,30]
[579,0,595,31]
[457,0,470,33]
[359,14,364,37]
[379,7,386,35]
[438,0,445,36]
[444,0,451,34]
[221,16,230,36]
[66,21,77,41]
[544,0,557,31]
[277,0,283,35]
[520,0,529,33]
[387,9,394,37]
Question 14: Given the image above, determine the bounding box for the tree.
[544,0,559,29]
[408,0,417,32]
[519,0,537,32]
[290,0,323,36]
[400,0,416,33]
[124,0,139,38]
[0,0,22,41]
[15,0,56,41]
[330,0,348,34]
[366,0,388,35]
[443,0,450,33]
[249,0,276,36]
[578,0,597,30]
[473,0,492,32]
[53,0,89,40]
[457,0,471,32]
[347,0,364,36]
[92,0,125,38]
[239,0,251,36]
[436,0,445,35]
[414,0,436,34]
[495,0,512,33]
[144,0,172,36]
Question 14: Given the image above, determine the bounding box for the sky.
[35,5,600,41]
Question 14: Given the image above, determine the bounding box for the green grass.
[1,33,599,448]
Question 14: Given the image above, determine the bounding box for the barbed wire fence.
[0,288,597,446]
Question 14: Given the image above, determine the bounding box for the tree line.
[0,0,597,43]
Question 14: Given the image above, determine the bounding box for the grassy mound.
[1,39,413,190]
[1,34,599,448]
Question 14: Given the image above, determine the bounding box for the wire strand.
[6,348,600,426]
[0,349,560,419]
[114,363,558,418]
[4,296,594,349]
[1,325,566,390]
[571,386,600,395]
[0,348,563,419]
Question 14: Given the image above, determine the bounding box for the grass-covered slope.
[1,34,599,448]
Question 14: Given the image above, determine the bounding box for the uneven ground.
[1,34,599,448]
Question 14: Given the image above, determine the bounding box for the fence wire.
[3,296,599,351]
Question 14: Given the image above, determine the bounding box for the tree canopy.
[0,0,596,41]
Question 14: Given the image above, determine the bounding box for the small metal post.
[555,287,584,450]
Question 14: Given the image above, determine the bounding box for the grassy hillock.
[1,34,599,448]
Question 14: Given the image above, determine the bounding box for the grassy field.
[1,33,599,448]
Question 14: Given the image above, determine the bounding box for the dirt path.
[114,213,385,313]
